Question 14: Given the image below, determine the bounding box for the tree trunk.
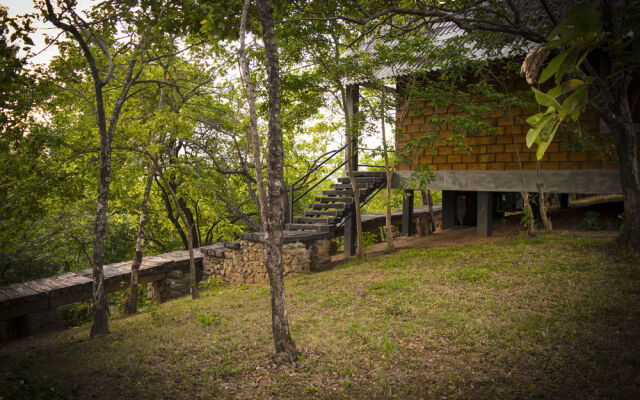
[256,0,299,364]
[609,119,640,251]
[513,128,536,238]
[380,91,395,250]
[125,173,153,314]
[535,161,553,231]
[421,190,436,233]
[155,166,199,299]
[239,0,267,224]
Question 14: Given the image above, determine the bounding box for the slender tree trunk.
[154,166,199,299]
[256,0,299,364]
[380,91,395,250]
[125,173,154,314]
[513,129,536,237]
[239,0,267,224]
[535,161,553,231]
[421,190,436,233]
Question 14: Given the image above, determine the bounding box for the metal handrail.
[288,139,357,224]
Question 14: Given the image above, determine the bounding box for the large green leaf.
[531,87,561,109]
[539,52,568,84]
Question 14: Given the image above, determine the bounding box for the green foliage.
[578,211,602,231]
[59,301,93,328]
[525,1,602,159]
[196,312,221,328]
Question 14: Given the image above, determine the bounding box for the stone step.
[350,171,387,177]
[315,196,357,203]
[330,183,372,190]
[304,209,345,218]
[285,223,335,233]
[311,203,346,210]
[294,216,341,224]
[321,189,369,197]
[337,176,384,185]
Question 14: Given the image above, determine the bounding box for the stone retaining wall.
[200,239,332,285]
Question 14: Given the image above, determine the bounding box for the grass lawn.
[1,233,639,399]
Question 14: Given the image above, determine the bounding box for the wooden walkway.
[0,249,203,321]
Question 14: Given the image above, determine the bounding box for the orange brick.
[490,109,505,118]
[407,124,422,133]
[604,161,619,169]
[505,162,523,170]
[411,117,425,125]
[452,163,467,170]
[542,162,560,170]
[487,163,505,170]
[503,144,518,153]
[448,155,462,163]
[497,117,513,126]
[547,143,560,152]
[496,153,512,162]
[467,163,487,170]
[439,147,453,155]
[421,155,434,164]
[580,161,603,169]
[434,155,448,164]
[505,125,522,135]
[465,137,479,145]
[560,161,579,169]
[462,154,477,163]
[478,137,495,145]
[488,144,504,153]
[474,145,487,154]
[438,164,453,170]
[549,153,567,162]
[478,154,495,163]
[448,105,461,113]
[496,135,513,144]
[568,152,589,162]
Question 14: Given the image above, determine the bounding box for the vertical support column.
[442,190,455,229]
[402,189,415,236]
[343,84,359,257]
[345,84,359,173]
[560,193,570,209]
[343,211,356,257]
[477,191,493,237]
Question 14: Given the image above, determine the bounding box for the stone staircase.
[285,171,387,237]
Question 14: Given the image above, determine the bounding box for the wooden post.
[343,212,356,256]
[442,190,455,229]
[402,189,414,236]
[343,84,359,257]
[477,191,493,237]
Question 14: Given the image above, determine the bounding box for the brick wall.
[395,102,625,172]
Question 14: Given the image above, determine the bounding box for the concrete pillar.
[442,190,455,229]
[402,189,415,236]
[477,191,493,237]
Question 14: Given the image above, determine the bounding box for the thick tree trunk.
[380,92,395,250]
[239,0,267,224]
[256,0,299,364]
[536,161,553,232]
[125,173,153,314]
[610,119,640,251]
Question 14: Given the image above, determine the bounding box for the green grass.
[1,234,639,399]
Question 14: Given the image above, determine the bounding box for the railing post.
[289,184,294,224]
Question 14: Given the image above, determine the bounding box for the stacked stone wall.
[201,240,313,285]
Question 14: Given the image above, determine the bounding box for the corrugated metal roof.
[343,20,528,84]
